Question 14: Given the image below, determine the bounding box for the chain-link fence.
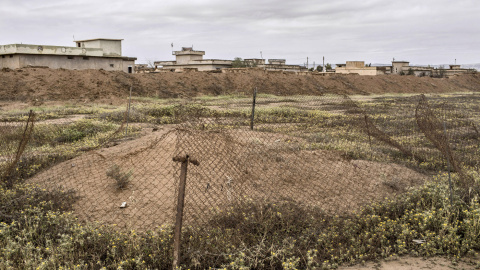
[1,91,479,267]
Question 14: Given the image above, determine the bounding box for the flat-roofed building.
[391,61,473,77]
[0,38,136,73]
[264,59,306,72]
[154,47,232,72]
[335,61,389,75]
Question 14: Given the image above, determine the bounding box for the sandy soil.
[339,256,480,270]
[1,67,479,103]
[29,126,427,231]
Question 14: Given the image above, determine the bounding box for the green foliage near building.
[232,57,246,68]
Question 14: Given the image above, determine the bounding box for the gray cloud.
[1,0,479,65]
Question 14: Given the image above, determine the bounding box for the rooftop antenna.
[260,51,263,60]
[171,42,173,54]
[73,35,75,41]
[455,59,457,65]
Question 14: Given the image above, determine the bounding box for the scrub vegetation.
[1,93,479,269]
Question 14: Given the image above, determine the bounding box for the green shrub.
[55,119,117,143]
[106,164,132,189]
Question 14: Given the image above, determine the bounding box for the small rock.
[120,202,127,208]
[412,239,425,244]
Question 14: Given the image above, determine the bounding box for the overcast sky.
[1,0,479,66]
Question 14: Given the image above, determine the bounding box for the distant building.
[135,64,155,73]
[335,61,390,75]
[391,61,472,77]
[243,58,306,72]
[0,38,136,73]
[244,58,265,67]
[154,47,232,72]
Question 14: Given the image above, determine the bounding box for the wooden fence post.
[172,154,199,269]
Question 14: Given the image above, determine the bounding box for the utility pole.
[307,57,309,69]
[323,56,325,73]
[313,61,315,71]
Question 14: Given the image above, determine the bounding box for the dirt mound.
[1,67,479,102]
[29,127,427,231]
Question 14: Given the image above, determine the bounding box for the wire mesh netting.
[1,92,479,264]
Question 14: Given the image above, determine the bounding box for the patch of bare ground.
[338,255,480,270]
[28,127,427,231]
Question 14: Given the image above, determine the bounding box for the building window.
[9,55,13,58]
[67,56,74,59]
[1,55,4,58]
[37,46,43,51]
[110,64,114,67]
[77,43,81,47]
[83,57,89,60]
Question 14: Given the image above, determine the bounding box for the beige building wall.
[158,63,231,72]
[76,39,122,56]
[1,44,103,57]
[176,54,203,64]
[0,39,135,73]
[335,67,379,75]
[335,62,381,75]
[392,62,409,74]
[0,54,134,73]
[346,61,365,68]
[0,54,19,69]
[155,48,231,71]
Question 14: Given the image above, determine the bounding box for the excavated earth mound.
[1,67,479,103]
[29,127,427,231]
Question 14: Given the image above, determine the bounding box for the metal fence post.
[172,154,199,269]
[250,87,257,130]
[125,85,132,137]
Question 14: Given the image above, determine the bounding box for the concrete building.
[0,38,136,73]
[265,59,306,72]
[135,64,155,73]
[244,58,265,67]
[391,61,411,75]
[335,61,389,75]
[391,61,473,77]
[154,47,232,72]
[243,58,306,72]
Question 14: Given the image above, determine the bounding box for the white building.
[0,38,136,73]
[154,47,232,72]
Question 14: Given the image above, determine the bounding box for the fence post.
[125,85,132,137]
[3,110,35,188]
[250,87,257,130]
[172,155,199,269]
